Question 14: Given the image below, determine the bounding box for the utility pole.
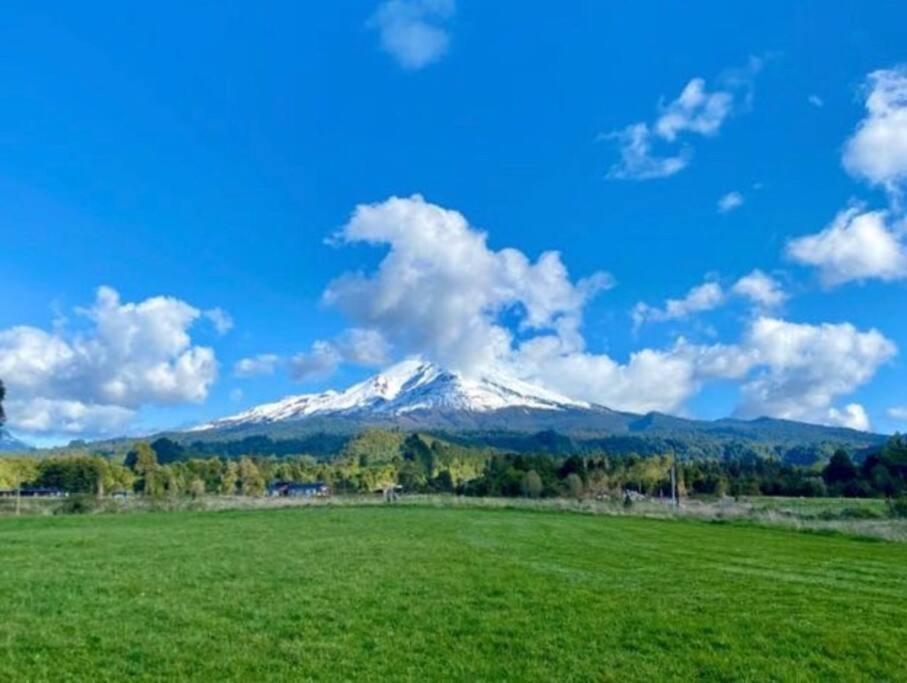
[670,451,677,509]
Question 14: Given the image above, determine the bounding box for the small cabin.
[268,481,331,498]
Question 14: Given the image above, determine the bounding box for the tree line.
[2,423,907,502]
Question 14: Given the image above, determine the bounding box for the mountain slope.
[0,429,31,452]
[180,360,886,463]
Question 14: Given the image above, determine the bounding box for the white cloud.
[887,406,907,421]
[236,330,389,384]
[731,270,787,308]
[808,94,824,108]
[634,271,787,328]
[233,354,280,378]
[842,66,907,196]
[786,207,907,285]
[511,336,702,414]
[325,194,612,371]
[632,281,725,328]
[289,341,343,382]
[826,403,870,431]
[318,195,893,428]
[369,0,455,70]
[605,123,690,180]
[607,58,762,180]
[334,328,390,366]
[204,308,233,335]
[0,286,218,436]
[734,318,894,429]
[654,78,734,142]
[6,398,134,435]
[509,316,892,430]
[717,191,744,213]
[289,328,391,382]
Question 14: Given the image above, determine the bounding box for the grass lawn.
[1,506,906,681]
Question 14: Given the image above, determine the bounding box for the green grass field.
[2,507,906,681]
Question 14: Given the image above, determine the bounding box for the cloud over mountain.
[310,195,891,430]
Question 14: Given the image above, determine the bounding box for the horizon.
[17,357,894,450]
[3,2,907,446]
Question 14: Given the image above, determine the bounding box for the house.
[0,487,66,498]
[267,481,331,498]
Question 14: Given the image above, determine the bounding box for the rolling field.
[2,507,906,681]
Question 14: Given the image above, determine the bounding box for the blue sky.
[2,1,907,443]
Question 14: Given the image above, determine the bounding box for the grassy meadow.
[2,506,906,681]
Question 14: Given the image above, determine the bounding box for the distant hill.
[0,429,32,453]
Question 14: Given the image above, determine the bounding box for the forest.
[2,428,907,507]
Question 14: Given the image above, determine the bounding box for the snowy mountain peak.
[190,359,589,432]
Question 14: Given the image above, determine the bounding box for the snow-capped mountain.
[191,359,591,432]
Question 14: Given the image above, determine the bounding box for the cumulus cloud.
[731,270,787,308]
[334,328,391,366]
[6,398,134,436]
[732,318,894,430]
[233,354,280,378]
[0,286,218,436]
[786,207,907,285]
[632,281,725,328]
[826,403,870,431]
[887,406,907,421]
[633,271,787,328]
[290,341,343,382]
[607,58,762,180]
[369,0,455,70]
[511,336,704,414]
[316,195,890,428]
[324,194,612,370]
[842,66,907,196]
[510,316,892,431]
[289,328,391,383]
[236,330,389,384]
[717,191,744,213]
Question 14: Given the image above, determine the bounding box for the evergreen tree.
[823,450,858,486]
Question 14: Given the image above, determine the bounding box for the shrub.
[889,495,907,519]
[54,494,97,515]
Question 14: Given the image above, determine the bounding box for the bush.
[54,494,97,515]
[889,495,907,519]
